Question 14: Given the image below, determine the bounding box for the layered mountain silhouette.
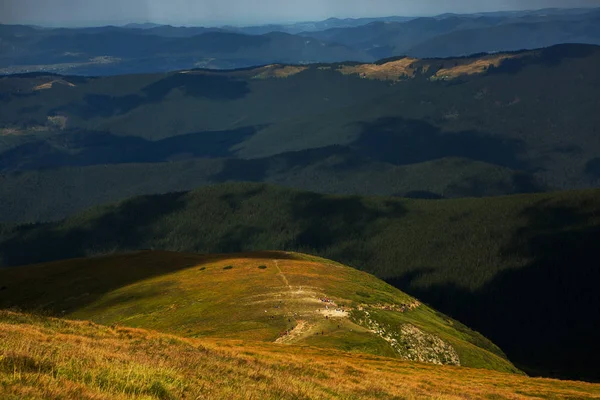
[2,7,600,75]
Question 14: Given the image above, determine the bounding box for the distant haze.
[1,0,600,27]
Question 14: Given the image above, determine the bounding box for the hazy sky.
[2,0,600,27]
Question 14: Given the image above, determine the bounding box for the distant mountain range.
[222,16,417,35]
[305,9,600,59]
[1,43,599,223]
[1,8,600,75]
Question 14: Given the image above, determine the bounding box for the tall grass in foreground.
[1,311,599,400]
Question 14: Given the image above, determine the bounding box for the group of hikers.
[319,297,345,315]
[274,296,347,339]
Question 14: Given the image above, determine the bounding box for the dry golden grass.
[431,54,523,80]
[1,311,598,400]
[337,58,420,81]
[179,65,308,79]
[33,80,76,91]
[175,52,534,83]
[251,65,309,79]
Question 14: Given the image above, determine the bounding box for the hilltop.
[0,182,598,380]
[1,44,600,222]
[0,250,518,373]
[3,311,599,399]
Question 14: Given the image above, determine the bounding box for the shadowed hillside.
[0,151,542,223]
[407,15,600,58]
[0,44,599,222]
[0,183,598,380]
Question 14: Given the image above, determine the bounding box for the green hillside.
[0,155,539,223]
[4,312,598,400]
[0,250,519,373]
[1,44,599,222]
[0,183,598,380]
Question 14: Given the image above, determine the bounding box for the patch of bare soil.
[366,301,421,313]
[275,320,313,343]
[317,308,348,318]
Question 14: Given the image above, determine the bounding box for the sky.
[1,0,600,27]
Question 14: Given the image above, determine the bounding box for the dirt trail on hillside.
[318,308,349,318]
[272,261,317,344]
[274,260,291,289]
[269,259,353,344]
[275,320,313,343]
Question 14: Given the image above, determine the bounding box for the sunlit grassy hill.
[0,251,518,374]
[0,183,599,380]
[3,311,599,400]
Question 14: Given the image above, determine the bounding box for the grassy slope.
[0,251,518,373]
[3,312,599,400]
[0,183,598,380]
